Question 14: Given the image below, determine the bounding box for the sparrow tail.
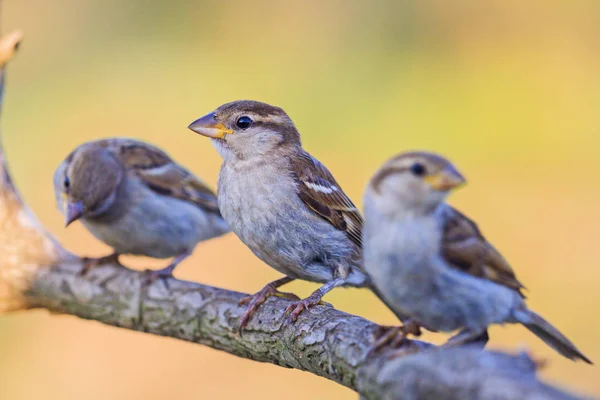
[513,307,592,364]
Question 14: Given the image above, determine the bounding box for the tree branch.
[0,31,588,400]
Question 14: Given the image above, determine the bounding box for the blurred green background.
[0,0,598,398]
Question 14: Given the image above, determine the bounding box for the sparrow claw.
[238,285,300,333]
[142,265,175,289]
[142,251,189,288]
[80,253,121,276]
[282,295,329,325]
[364,326,402,360]
[283,302,304,324]
[364,320,423,359]
[238,295,253,307]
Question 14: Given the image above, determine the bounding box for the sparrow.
[53,138,229,279]
[362,151,592,363]
[188,100,371,328]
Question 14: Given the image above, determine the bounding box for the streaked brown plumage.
[189,100,371,328]
[291,151,363,248]
[54,138,229,279]
[363,151,591,363]
[442,207,525,296]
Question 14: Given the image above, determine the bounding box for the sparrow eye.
[236,116,253,130]
[410,163,426,177]
[63,176,70,190]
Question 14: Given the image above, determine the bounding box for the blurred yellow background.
[0,0,598,398]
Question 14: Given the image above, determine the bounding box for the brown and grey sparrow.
[53,138,229,279]
[188,100,376,328]
[363,151,591,363]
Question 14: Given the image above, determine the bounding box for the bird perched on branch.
[53,138,229,280]
[188,100,373,328]
[362,151,592,363]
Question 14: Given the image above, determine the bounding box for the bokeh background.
[0,0,598,398]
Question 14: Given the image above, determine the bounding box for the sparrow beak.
[425,165,466,191]
[188,113,233,139]
[64,200,84,227]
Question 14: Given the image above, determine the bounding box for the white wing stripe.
[304,181,338,194]
[141,163,172,176]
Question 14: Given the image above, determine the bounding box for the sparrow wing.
[290,151,363,248]
[101,138,220,215]
[441,206,526,297]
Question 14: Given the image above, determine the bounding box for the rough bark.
[0,30,590,400]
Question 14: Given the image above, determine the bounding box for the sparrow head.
[365,151,466,216]
[54,144,124,226]
[188,100,301,161]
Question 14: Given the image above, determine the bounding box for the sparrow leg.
[444,328,489,349]
[364,319,423,359]
[391,319,423,346]
[283,277,345,325]
[80,252,121,276]
[238,276,299,332]
[144,250,191,285]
